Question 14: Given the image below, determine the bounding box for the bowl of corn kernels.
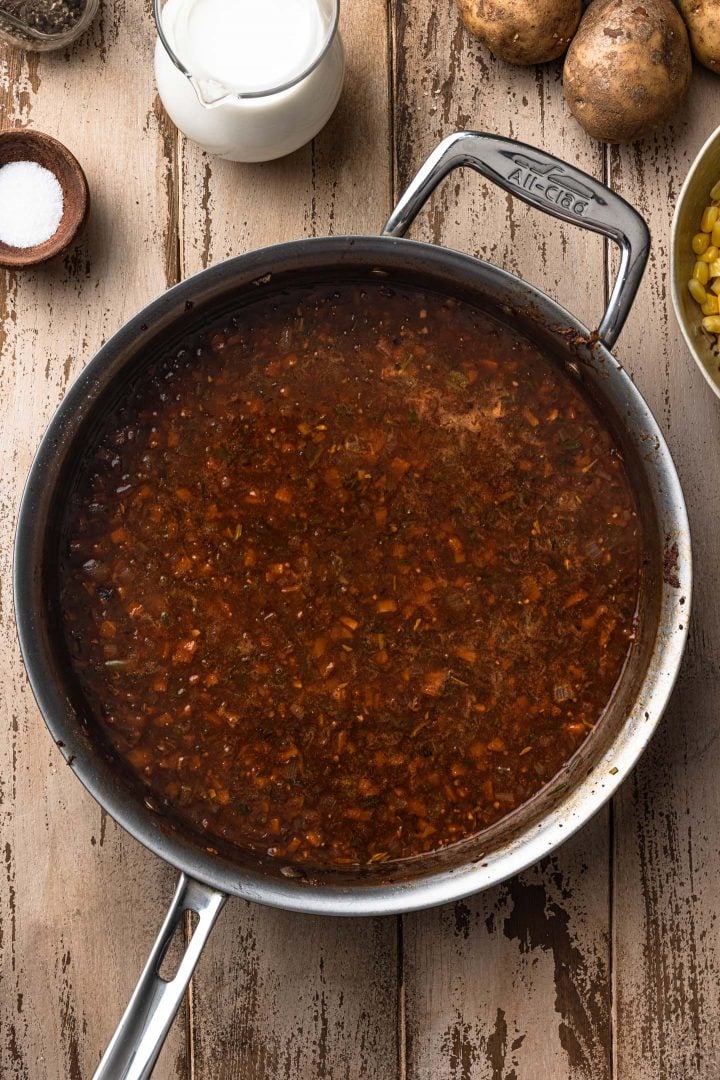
[672,124,720,400]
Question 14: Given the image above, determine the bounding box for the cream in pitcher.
[154,0,344,161]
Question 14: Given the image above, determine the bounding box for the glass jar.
[0,0,98,50]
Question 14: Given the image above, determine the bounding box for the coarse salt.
[0,159,64,249]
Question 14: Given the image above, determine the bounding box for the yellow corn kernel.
[688,279,708,304]
[702,296,719,315]
[711,223,720,248]
[701,245,719,263]
[702,316,720,334]
[702,206,719,233]
[694,260,710,285]
[711,280,720,296]
[693,232,711,255]
[709,261,720,279]
[711,180,720,202]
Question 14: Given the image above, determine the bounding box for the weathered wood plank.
[608,68,720,1080]
[190,905,397,1080]
[391,0,603,328]
[403,826,611,1080]
[178,2,392,271]
[178,3,398,1077]
[0,4,188,1076]
[393,2,613,1076]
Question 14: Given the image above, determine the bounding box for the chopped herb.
[445,370,467,392]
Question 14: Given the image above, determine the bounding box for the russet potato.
[456,0,581,66]
[563,0,692,143]
[679,0,720,74]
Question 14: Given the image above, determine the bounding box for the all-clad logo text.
[506,154,596,217]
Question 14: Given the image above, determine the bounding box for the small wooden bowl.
[0,129,89,269]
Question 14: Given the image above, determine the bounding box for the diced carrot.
[421,669,447,697]
[312,637,327,658]
[521,576,542,602]
[323,468,342,489]
[172,638,197,664]
[127,747,152,769]
[390,457,411,478]
[447,536,465,563]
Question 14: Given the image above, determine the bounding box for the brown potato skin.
[679,0,720,74]
[456,0,582,65]
[563,0,692,143]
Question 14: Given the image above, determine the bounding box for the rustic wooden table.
[2,2,719,1077]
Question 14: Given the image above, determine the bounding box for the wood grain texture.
[3,0,720,1075]
[178,4,399,1078]
[403,826,612,1080]
[178,0,392,271]
[393,3,613,1076]
[608,68,720,1080]
[0,3,187,1077]
[390,0,603,327]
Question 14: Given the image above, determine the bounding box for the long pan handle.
[94,874,227,1080]
[383,130,650,350]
